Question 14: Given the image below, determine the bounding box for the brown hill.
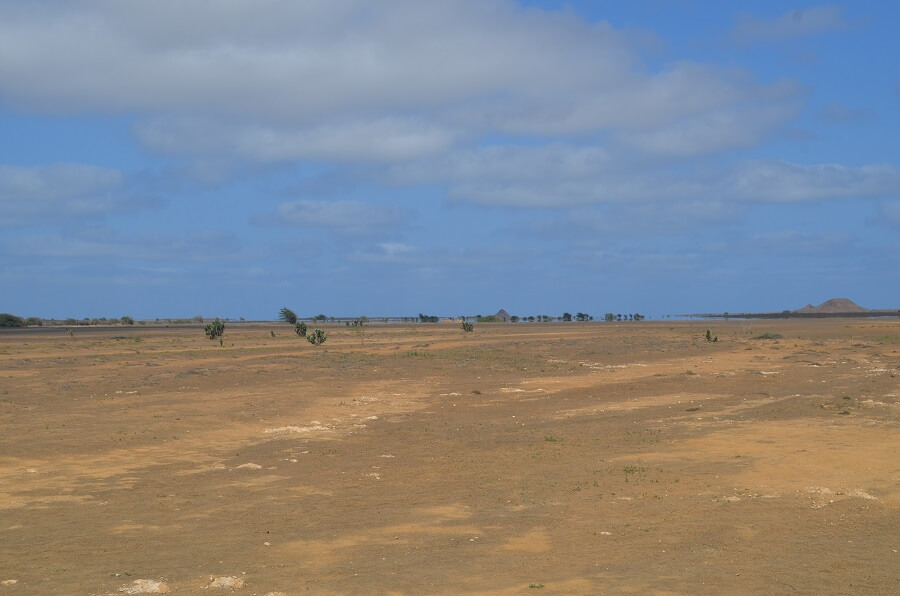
[795,298,868,314]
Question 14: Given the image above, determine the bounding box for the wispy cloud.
[260,199,410,237]
[819,102,871,124]
[733,5,848,43]
[393,146,900,207]
[0,163,160,225]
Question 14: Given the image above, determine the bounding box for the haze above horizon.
[2,1,898,320]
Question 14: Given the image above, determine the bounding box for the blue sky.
[1,1,898,320]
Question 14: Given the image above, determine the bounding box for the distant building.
[494,309,511,322]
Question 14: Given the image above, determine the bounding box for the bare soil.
[0,320,898,594]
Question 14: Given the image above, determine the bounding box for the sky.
[1,0,898,320]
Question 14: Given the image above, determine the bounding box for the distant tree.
[314,314,327,322]
[633,313,645,321]
[561,312,573,322]
[476,315,499,323]
[575,312,589,322]
[604,313,615,322]
[278,307,298,324]
[25,317,42,326]
[204,318,225,339]
[120,316,135,325]
[193,315,204,323]
[0,313,24,327]
[616,314,622,321]
[418,313,439,323]
[510,315,519,322]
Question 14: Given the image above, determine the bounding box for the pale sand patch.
[118,579,169,594]
[205,576,244,589]
[263,425,331,435]
[502,528,550,553]
[640,420,900,506]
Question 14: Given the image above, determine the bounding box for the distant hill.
[795,298,868,314]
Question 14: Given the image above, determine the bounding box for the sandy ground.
[0,319,897,594]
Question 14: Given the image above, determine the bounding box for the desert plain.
[0,319,898,594]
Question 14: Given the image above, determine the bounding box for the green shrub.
[0,313,24,327]
[295,321,307,336]
[307,328,327,345]
[204,318,225,339]
[461,321,474,332]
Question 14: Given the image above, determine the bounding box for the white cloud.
[0,1,796,162]
[733,5,847,43]
[620,103,797,157]
[135,117,455,163]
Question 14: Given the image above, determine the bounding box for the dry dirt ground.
[0,320,898,595]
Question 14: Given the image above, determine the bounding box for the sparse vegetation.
[754,332,784,340]
[307,328,327,345]
[349,318,367,344]
[295,321,307,337]
[706,329,718,342]
[461,321,474,332]
[120,316,135,325]
[204,318,225,339]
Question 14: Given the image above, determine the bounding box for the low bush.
[307,328,327,345]
[753,332,783,340]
